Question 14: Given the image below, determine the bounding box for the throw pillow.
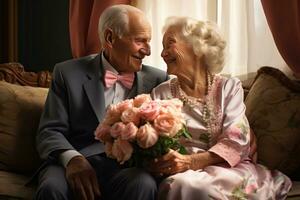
[0,81,48,173]
[245,66,300,179]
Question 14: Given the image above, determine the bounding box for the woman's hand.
[148,149,193,176]
[148,149,225,177]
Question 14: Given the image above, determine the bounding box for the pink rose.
[161,98,183,109]
[94,123,112,143]
[121,107,140,126]
[245,183,257,194]
[154,113,183,137]
[159,99,183,117]
[111,138,133,164]
[102,105,121,125]
[139,101,160,121]
[120,122,138,141]
[105,142,114,158]
[168,98,183,109]
[116,99,133,113]
[133,94,152,107]
[159,105,180,117]
[110,122,126,138]
[136,123,159,148]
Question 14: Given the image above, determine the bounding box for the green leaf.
[182,125,192,139]
[178,145,188,154]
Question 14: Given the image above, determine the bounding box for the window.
[135,0,286,78]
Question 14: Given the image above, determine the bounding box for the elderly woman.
[151,16,291,200]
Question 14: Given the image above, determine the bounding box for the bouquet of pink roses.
[94,94,191,167]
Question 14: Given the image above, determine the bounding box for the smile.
[164,58,176,64]
[132,55,143,60]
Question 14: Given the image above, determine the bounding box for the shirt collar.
[101,52,119,74]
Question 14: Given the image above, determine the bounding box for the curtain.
[261,0,300,78]
[18,0,72,72]
[0,0,18,63]
[69,0,130,58]
[69,0,292,77]
[218,0,287,77]
[217,0,248,76]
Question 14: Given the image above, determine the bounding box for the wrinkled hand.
[148,149,192,177]
[66,156,101,200]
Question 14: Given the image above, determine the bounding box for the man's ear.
[104,28,114,48]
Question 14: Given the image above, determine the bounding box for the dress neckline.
[170,72,215,108]
[169,73,216,146]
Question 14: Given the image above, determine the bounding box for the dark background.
[0,0,73,72]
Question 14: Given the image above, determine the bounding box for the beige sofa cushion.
[245,67,300,178]
[0,81,48,173]
[0,171,35,199]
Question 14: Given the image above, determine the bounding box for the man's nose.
[141,46,151,56]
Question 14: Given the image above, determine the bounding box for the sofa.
[0,62,300,199]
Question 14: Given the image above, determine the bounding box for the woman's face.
[161,27,196,76]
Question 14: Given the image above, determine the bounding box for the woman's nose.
[161,49,167,58]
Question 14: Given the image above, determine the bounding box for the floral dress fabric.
[151,76,292,200]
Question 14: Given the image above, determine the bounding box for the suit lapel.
[83,55,106,122]
[83,61,154,121]
[127,66,152,99]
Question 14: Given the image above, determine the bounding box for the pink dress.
[151,76,292,200]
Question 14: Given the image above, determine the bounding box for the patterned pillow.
[245,66,300,179]
[0,81,48,173]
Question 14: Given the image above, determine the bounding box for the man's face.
[109,12,151,73]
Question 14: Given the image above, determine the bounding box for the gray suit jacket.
[36,54,168,160]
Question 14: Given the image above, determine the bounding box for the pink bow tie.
[103,70,135,89]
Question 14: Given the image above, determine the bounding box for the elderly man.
[35,4,168,200]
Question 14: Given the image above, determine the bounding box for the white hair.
[98,5,143,47]
[163,16,226,74]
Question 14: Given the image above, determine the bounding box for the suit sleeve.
[208,78,250,167]
[36,65,75,160]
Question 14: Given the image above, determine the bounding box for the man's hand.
[66,156,101,200]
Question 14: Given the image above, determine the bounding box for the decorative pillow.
[0,81,48,173]
[245,67,300,178]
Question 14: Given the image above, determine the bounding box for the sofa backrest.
[244,66,300,180]
[0,63,51,173]
[1,63,299,181]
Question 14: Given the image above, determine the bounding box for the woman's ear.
[104,28,114,48]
